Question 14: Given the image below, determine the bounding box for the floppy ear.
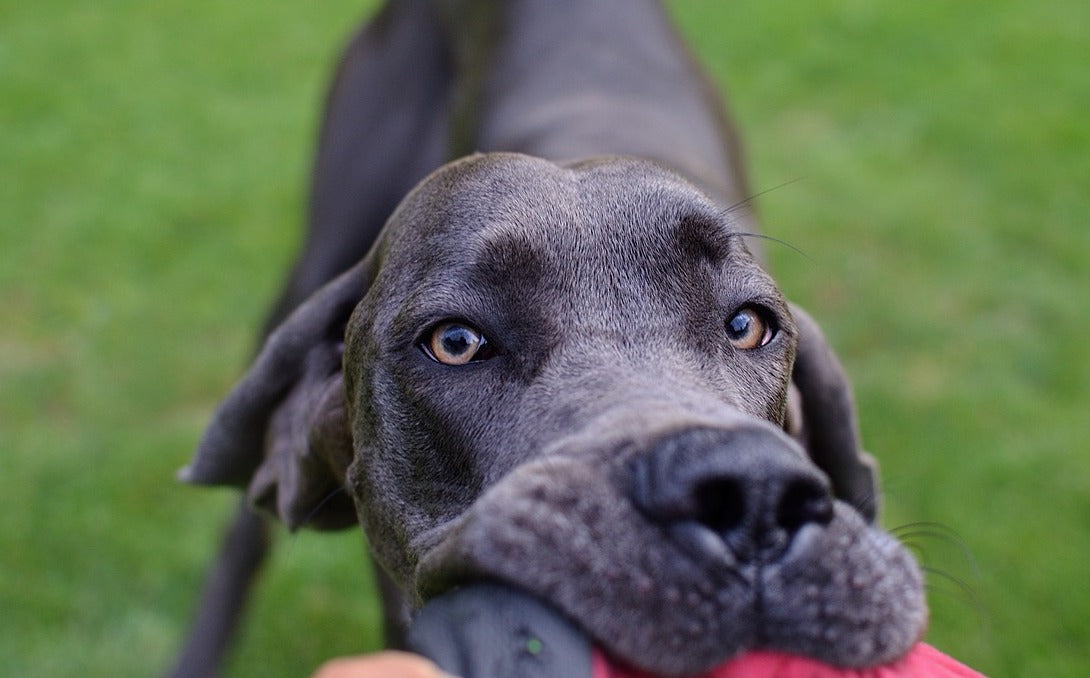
[179,255,375,530]
[784,304,881,523]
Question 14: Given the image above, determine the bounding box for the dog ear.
[784,304,880,523]
[178,255,376,530]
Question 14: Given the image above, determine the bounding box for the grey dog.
[173,1,927,675]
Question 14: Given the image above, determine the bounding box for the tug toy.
[409,584,983,678]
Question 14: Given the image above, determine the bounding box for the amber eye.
[425,322,491,365]
[726,306,774,350]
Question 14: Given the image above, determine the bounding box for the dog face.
[343,153,795,566]
[183,153,926,675]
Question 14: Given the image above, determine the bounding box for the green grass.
[2,1,1086,675]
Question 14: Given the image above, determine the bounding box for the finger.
[311,650,453,678]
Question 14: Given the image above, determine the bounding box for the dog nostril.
[630,428,837,564]
[693,478,746,534]
[776,479,834,533]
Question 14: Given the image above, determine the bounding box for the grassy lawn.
[2,1,1086,675]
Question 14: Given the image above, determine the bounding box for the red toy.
[593,643,984,678]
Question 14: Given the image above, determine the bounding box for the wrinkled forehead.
[380,153,755,284]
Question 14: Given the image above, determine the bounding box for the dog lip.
[414,555,477,602]
[414,526,501,604]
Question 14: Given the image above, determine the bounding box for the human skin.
[311,651,450,678]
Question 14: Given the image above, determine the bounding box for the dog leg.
[169,501,271,678]
[174,4,455,673]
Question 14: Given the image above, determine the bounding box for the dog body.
[176,1,927,675]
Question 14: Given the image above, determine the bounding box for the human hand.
[311,650,454,678]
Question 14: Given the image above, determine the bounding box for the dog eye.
[425,322,492,365]
[726,306,775,350]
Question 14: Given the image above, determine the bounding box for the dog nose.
[629,427,834,564]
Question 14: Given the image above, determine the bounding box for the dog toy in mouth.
[409,583,983,678]
[593,643,983,678]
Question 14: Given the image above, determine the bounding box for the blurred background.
[2,1,1086,675]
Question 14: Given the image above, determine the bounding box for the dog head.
[183,153,925,675]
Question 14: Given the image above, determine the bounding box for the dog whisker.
[730,231,812,262]
[719,177,804,216]
[892,521,979,577]
[717,179,812,261]
[300,486,349,528]
[919,565,988,625]
[893,521,985,629]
